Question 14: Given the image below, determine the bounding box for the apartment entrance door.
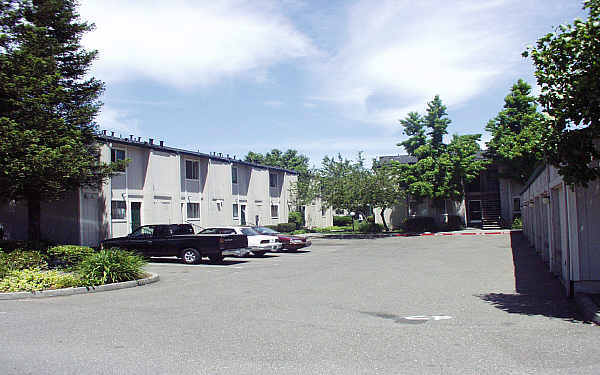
[240,205,247,225]
[131,202,141,232]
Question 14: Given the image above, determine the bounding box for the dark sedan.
[252,226,311,252]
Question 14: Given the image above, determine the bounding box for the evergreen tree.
[0,0,124,240]
[485,79,547,184]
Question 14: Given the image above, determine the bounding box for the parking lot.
[1,233,599,375]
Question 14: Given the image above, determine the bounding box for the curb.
[0,272,160,300]
[574,293,600,325]
[309,230,517,240]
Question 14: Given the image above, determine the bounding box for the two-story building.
[0,133,302,246]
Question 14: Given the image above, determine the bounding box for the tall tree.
[369,161,404,231]
[522,0,600,185]
[0,0,124,240]
[244,148,315,207]
[396,96,487,204]
[485,79,547,184]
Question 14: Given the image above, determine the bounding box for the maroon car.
[252,226,311,252]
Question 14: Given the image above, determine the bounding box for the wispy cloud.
[80,0,316,88]
[96,106,142,136]
[312,0,530,127]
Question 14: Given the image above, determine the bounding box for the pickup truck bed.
[100,224,248,264]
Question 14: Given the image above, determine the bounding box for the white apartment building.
[1,134,301,246]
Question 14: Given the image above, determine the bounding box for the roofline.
[97,134,299,175]
[519,164,547,196]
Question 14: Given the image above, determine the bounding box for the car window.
[199,228,219,234]
[219,229,235,234]
[254,227,278,235]
[241,227,259,236]
[131,226,154,237]
[173,224,194,235]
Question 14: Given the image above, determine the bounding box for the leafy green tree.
[0,0,125,240]
[396,96,487,205]
[369,161,404,231]
[522,0,600,185]
[485,80,547,184]
[244,148,316,208]
[318,153,371,221]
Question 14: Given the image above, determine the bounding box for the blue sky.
[79,0,585,167]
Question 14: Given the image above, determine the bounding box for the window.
[111,201,126,220]
[232,167,238,184]
[271,204,279,218]
[513,198,521,213]
[130,226,154,237]
[187,203,200,219]
[186,160,199,180]
[111,148,126,172]
[269,173,278,188]
[322,206,327,216]
[233,204,239,218]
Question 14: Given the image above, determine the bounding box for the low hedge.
[443,215,463,231]
[47,245,95,270]
[0,269,81,292]
[288,211,304,229]
[402,216,437,232]
[0,240,53,252]
[358,222,383,233]
[333,216,353,226]
[0,250,48,275]
[277,222,297,233]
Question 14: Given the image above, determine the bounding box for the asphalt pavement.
[1,233,599,374]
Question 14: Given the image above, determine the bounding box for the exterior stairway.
[481,199,502,229]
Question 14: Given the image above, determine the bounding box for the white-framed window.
[269,173,278,188]
[232,166,238,184]
[111,148,126,172]
[185,160,199,180]
[321,206,327,217]
[187,202,200,219]
[271,204,279,218]
[233,203,239,219]
[111,200,126,220]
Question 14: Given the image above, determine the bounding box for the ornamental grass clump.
[0,269,81,292]
[78,249,147,286]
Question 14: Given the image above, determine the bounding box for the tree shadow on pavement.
[476,232,582,323]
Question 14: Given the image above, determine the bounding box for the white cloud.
[80,0,316,88]
[96,106,142,136]
[313,0,527,127]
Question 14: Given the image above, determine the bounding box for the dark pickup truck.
[100,224,248,264]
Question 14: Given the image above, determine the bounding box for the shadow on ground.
[476,232,582,323]
[149,257,248,266]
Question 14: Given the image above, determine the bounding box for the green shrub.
[0,269,81,292]
[366,215,375,223]
[277,222,297,233]
[288,211,304,229]
[313,225,352,233]
[291,229,308,235]
[47,245,95,270]
[0,240,53,252]
[402,216,437,232]
[78,249,147,286]
[358,221,383,233]
[512,217,523,229]
[0,250,48,273]
[333,216,353,226]
[442,215,464,231]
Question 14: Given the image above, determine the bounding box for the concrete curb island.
[574,293,600,325]
[308,229,517,240]
[0,272,160,300]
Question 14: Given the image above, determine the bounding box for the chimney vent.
[149,138,154,145]
[137,137,141,142]
[102,130,107,135]
[111,131,115,137]
[129,135,133,140]
[160,140,164,147]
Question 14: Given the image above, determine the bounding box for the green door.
[131,202,141,232]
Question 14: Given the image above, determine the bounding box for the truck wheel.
[253,251,267,257]
[208,254,224,263]
[181,248,201,264]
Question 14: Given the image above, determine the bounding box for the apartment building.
[0,134,299,246]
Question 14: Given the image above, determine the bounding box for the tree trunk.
[380,208,389,232]
[27,195,41,241]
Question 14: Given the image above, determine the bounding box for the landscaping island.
[0,242,155,297]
